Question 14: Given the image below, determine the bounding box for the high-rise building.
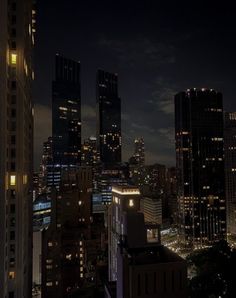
[224,112,236,238]
[141,196,162,225]
[42,167,93,297]
[52,54,81,174]
[0,0,35,297]
[81,136,100,167]
[106,186,187,298]
[175,88,226,247]
[133,137,145,165]
[96,70,121,165]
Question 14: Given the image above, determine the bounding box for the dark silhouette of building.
[52,54,81,167]
[96,70,121,165]
[175,88,226,247]
[42,167,93,297]
[224,112,236,238]
[0,0,35,296]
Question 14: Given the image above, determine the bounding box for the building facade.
[224,112,236,237]
[175,88,226,247]
[0,0,35,297]
[41,167,93,298]
[52,54,81,189]
[96,70,121,165]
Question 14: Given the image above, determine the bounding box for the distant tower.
[81,136,100,167]
[175,88,226,247]
[96,70,121,165]
[52,54,81,167]
[224,112,236,237]
[134,137,145,165]
[0,0,36,296]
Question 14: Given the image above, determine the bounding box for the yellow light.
[11,53,17,65]
[9,271,15,279]
[23,174,28,184]
[129,199,134,207]
[10,175,16,186]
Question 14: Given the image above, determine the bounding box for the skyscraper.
[96,70,121,165]
[0,0,35,297]
[52,54,81,167]
[224,112,236,238]
[134,137,145,165]
[175,88,226,247]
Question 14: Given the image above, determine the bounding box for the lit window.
[46,282,53,287]
[48,242,53,247]
[9,271,15,279]
[80,273,83,278]
[129,199,134,207]
[10,175,16,186]
[11,53,17,65]
[23,175,28,184]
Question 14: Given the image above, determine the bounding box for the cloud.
[158,127,175,143]
[151,77,177,115]
[34,104,52,170]
[99,37,176,68]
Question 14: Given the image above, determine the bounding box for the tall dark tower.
[175,88,226,248]
[224,112,236,238]
[96,70,121,165]
[52,54,81,167]
[0,0,35,296]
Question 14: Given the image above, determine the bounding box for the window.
[9,271,15,279]
[129,199,134,207]
[46,282,53,287]
[10,175,16,186]
[11,135,16,144]
[11,54,17,65]
[10,231,15,240]
[10,204,15,213]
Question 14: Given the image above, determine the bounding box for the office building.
[41,167,93,297]
[96,70,121,165]
[133,137,145,165]
[106,186,187,298]
[51,54,81,189]
[0,0,35,297]
[141,196,162,225]
[175,88,226,247]
[81,136,100,167]
[224,112,236,237]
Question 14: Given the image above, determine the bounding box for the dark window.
[10,162,15,171]
[9,291,14,298]
[10,218,15,227]
[11,122,16,131]
[11,81,16,90]
[11,148,16,158]
[10,189,16,198]
[10,231,15,240]
[11,41,16,50]
[11,2,16,10]
[10,244,15,253]
[11,135,16,144]
[11,15,16,24]
[11,109,16,118]
[11,28,16,37]
[11,95,16,104]
[10,204,15,213]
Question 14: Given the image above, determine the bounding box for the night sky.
[34,0,236,169]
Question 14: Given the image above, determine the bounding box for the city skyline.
[34,1,236,169]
